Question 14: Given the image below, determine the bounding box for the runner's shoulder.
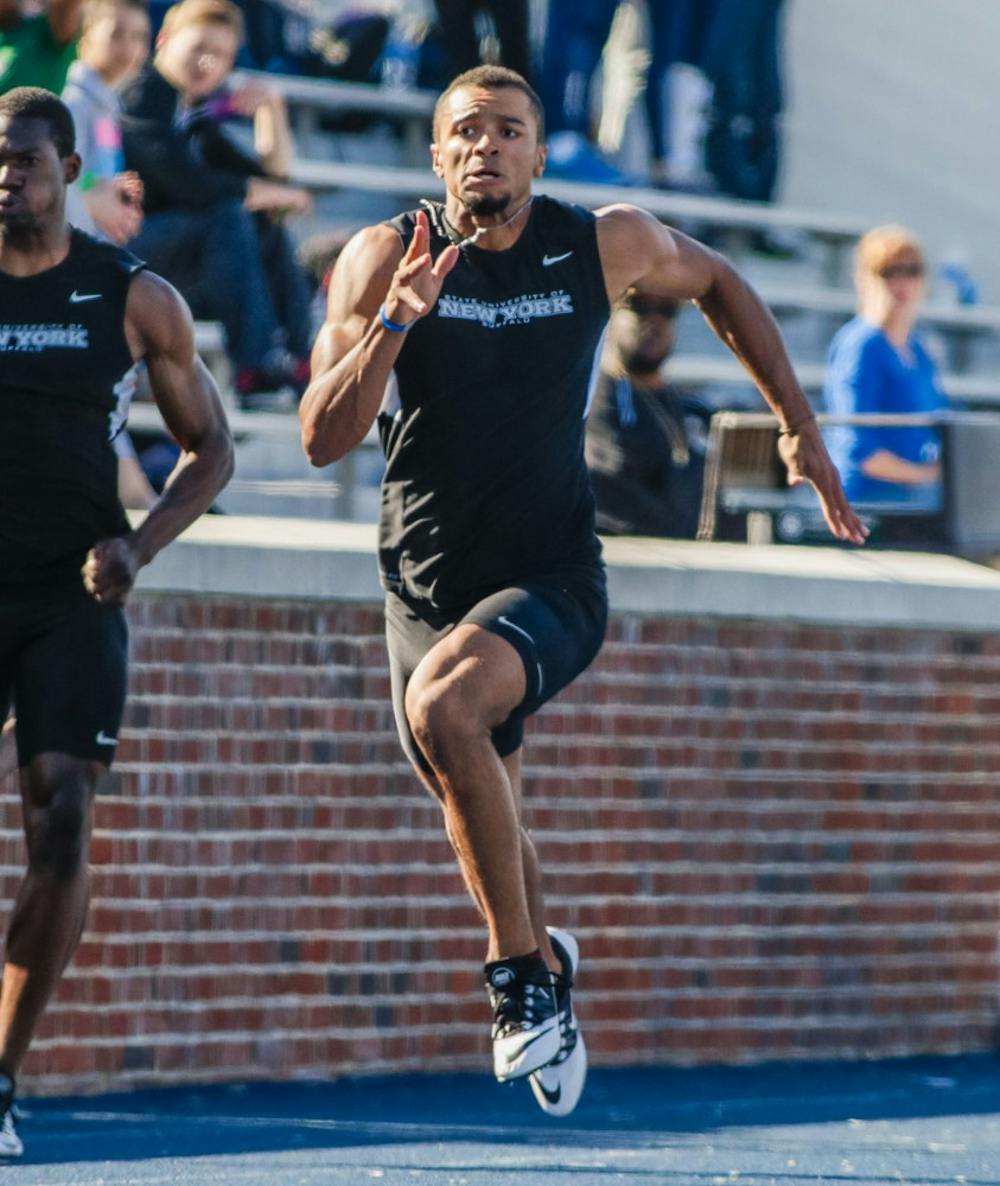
[317,226,406,328]
[69,226,146,278]
[337,223,406,286]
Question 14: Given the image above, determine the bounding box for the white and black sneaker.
[529,928,587,1117]
[0,1073,22,1158]
[485,953,560,1082]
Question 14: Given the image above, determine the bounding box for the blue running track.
[6,1054,1000,1185]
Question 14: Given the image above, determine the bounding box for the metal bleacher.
[662,358,1000,408]
[290,156,868,286]
[753,282,1000,374]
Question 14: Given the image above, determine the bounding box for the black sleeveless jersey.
[379,196,610,611]
[0,229,144,589]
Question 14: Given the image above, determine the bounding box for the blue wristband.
[379,304,412,333]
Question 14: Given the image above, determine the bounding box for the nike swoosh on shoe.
[494,1018,560,1080]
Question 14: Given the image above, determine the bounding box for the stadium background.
[5,0,1000,1101]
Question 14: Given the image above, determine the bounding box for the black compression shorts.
[385,570,608,772]
[0,587,128,768]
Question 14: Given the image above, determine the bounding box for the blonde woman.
[823,225,947,509]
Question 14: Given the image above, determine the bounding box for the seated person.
[298,225,353,337]
[120,0,313,399]
[586,289,709,538]
[0,0,82,94]
[433,1,531,81]
[824,225,948,512]
[113,427,158,509]
[537,0,630,183]
[62,0,148,243]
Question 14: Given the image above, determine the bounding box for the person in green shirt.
[0,0,84,94]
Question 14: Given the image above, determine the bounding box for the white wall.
[782,0,1000,298]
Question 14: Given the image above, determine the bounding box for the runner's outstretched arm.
[596,203,867,545]
[300,210,458,466]
[82,272,234,605]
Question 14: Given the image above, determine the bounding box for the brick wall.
[4,593,1000,1094]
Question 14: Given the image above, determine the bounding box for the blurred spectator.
[232,0,389,84]
[824,226,948,513]
[0,715,16,780]
[61,1,162,504]
[308,7,389,82]
[113,425,159,508]
[538,0,628,183]
[0,0,82,94]
[146,0,170,38]
[298,225,352,336]
[432,0,529,81]
[232,0,286,71]
[702,0,785,204]
[62,0,148,243]
[121,0,313,402]
[586,289,709,538]
[643,0,717,189]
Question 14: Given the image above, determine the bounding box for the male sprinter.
[0,87,232,1155]
[300,65,865,1117]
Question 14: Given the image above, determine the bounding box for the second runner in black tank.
[379,195,609,611]
[0,228,143,590]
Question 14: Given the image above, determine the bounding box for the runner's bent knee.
[24,783,92,881]
[406,675,484,761]
[22,758,99,881]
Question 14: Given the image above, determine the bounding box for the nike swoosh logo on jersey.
[542,251,573,267]
[69,291,102,303]
[95,731,118,746]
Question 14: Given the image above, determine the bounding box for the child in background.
[63,0,149,243]
[65,0,160,508]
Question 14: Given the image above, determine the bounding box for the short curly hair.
[434,65,544,141]
[0,87,75,158]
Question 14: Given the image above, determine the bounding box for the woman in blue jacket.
[824,225,947,510]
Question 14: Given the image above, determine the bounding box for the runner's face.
[0,117,77,234]
[432,86,546,217]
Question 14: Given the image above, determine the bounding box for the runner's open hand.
[779,421,868,545]
[384,209,459,327]
[82,535,142,606]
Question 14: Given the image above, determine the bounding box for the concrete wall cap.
[134,515,1000,632]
